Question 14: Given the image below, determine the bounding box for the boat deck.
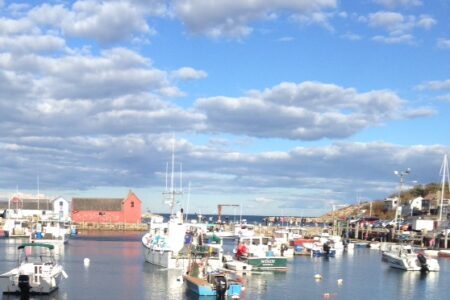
[184,275,209,286]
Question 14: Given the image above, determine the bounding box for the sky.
[0,0,449,217]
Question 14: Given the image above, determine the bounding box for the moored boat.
[383,245,439,272]
[235,236,287,270]
[184,271,242,298]
[29,218,70,245]
[0,243,68,295]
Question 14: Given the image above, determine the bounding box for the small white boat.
[383,245,439,272]
[0,243,68,295]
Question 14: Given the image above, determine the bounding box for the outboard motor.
[214,275,227,300]
[18,274,31,297]
[323,242,331,256]
[417,253,429,273]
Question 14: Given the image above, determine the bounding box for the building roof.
[0,201,8,210]
[7,195,52,210]
[72,198,123,211]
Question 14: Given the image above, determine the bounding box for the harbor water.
[1,232,450,300]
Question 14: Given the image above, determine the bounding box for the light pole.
[394,168,410,230]
[394,168,411,206]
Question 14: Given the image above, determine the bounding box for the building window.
[131,201,135,208]
[59,201,64,207]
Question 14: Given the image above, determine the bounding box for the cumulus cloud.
[416,79,450,91]
[0,35,66,54]
[1,135,447,214]
[366,12,435,45]
[26,0,166,44]
[194,81,412,140]
[171,67,208,81]
[437,38,450,50]
[172,0,337,39]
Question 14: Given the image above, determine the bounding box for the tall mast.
[163,135,182,217]
[439,154,449,222]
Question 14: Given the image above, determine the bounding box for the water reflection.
[2,236,450,300]
[142,263,185,299]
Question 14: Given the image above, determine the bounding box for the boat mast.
[439,154,449,222]
[163,136,182,218]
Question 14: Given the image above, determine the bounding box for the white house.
[384,197,399,210]
[52,196,70,220]
[410,196,424,211]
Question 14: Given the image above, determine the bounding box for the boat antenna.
[37,174,40,210]
[185,181,191,222]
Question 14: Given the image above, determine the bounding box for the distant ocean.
[156,213,266,224]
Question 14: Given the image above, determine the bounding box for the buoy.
[337,279,343,285]
[323,293,331,299]
[83,258,90,267]
[314,274,322,280]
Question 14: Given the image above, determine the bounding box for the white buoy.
[314,274,322,280]
[337,279,343,285]
[84,258,90,267]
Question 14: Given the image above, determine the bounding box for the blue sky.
[0,0,449,216]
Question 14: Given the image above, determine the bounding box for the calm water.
[1,232,450,300]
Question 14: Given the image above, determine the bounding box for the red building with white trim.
[71,190,142,224]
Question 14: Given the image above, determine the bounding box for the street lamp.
[394,168,410,231]
[394,168,411,205]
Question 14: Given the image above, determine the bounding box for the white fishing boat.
[0,243,68,295]
[2,218,31,238]
[142,139,224,271]
[29,218,70,245]
[235,236,288,270]
[383,245,439,272]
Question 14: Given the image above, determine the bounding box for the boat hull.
[143,247,190,270]
[184,275,242,297]
[0,266,65,294]
[245,257,287,270]
[384,252,439,271]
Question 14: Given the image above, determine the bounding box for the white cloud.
[0,35,66,54]
[366,11,435,45]
[416,79,450,91]
[372,34,414,44]
[1,135,447,215]
[291,11,335,31]
[417,15,436,29]
[171,67,208,81]
[26,0,166,44]
[172,0,337,39]
[194,81,410,140]
[0,18,35,35]
[437,38,450,50]
[437,94,450,102]
[402,107,436,118]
